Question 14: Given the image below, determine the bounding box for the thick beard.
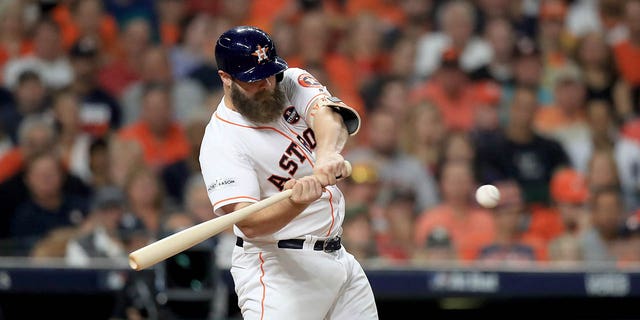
[231,82,286,124]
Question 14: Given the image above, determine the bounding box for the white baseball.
[475,184,500,208]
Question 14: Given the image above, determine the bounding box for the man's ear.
[218,71,233,88]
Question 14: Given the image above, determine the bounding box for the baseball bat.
[129,161,352,271]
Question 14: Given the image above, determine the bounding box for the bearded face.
[230,81,286,124]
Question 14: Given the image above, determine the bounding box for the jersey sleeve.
[280,68,361,135]
[200,142,260,216]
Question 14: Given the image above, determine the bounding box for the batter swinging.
[199,26,379,319]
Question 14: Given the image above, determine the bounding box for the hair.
[401,100,442,154]
[435,0,476,31]
[124,164,166,210]
[16,70,42,86]
[573,31,617,78]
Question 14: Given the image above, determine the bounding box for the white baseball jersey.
[199,67,350,242]
[201,67,378,320]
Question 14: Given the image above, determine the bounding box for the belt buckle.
[322,236,340,253]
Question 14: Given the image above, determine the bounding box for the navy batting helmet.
[215,26,288,83]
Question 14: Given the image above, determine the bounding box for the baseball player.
[199,26,379,319]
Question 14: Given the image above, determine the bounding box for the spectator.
[374,187,417,263]
[537,0,574,93]
[185,15,230,93]
[51,89,93,184]
[502,36,553,114]
[119,83,190,171]
[287,10,365,115]
[344,12,389,91]
[414,160,495,262]
[65,186,127,266]
[0,0,33,84]
[573,32,631,122]
[169,13,213,79]
[472,17,517,86]
[97,18,150,98]
[586,149,621,192]
[156,0,187,47]
[68,37,122,138]
[395,0,434,40]
[548,168,590,264]
[122,166,168,241]
[51,0,119,58]
[535,65,588,136]
[410,48,482,132]
[0,115,55,185]
[414,0,491,79]
[10,152,88,254]
[342,205,378,263]
[581,187,626,264]
[402,101,446,174]
[475,86,571,205]
[87,137,110,189]
[121,46,206,125]
[475,180,548,265]
[3,18,73,90]
[0,70,48,143]
[613,0,640,94]
[413,226,456,263]
[108,136,144,189]
[562,99,640,213]
[346,109,439,212]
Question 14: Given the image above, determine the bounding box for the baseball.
[475,184,500,208]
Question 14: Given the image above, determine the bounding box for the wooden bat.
[129,161,352,271]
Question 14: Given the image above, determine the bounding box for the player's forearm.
[313,106,348,157]
[235,199,309,238]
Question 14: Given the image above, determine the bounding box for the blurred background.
[0,0,639,319]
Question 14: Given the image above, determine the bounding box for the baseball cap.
[91,186,126,211]
[70,37,98,58]
[425,227,452,249]
[550,168,588,204]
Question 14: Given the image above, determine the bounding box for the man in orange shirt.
[475,180,549,264]
[414,160,495,262]
[118,83,190,171]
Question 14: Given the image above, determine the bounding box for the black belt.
[236,236,342,253]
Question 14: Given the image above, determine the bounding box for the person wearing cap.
[547,168,590,263]
[410,47,496,132]
[474,180,549,264]
[534,64,588,136]
[68,37,122,138]
[65,186,127,266]
[200,26,377,319]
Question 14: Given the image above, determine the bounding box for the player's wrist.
[287,197,313,207]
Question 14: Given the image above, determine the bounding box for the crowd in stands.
[0,0,639,273]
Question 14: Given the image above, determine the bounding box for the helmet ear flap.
[276,72,284,83]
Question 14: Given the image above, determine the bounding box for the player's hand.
[284,176,323,205]
[313,153,348,187]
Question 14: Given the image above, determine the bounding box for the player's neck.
[223,94,238,112]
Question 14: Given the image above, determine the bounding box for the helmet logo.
[252,45,269,63]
